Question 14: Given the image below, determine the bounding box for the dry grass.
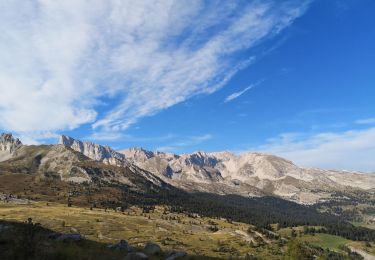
[0,201,283,259]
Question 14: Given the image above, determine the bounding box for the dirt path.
[235,230,256,243]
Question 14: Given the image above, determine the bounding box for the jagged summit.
[0,133,23,161]
[0,133,22,152]
[59,135,128,166]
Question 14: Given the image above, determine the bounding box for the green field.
[299,233,349,251]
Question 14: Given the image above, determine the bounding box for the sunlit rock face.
[0,133,22,162]
[59,135,128,166]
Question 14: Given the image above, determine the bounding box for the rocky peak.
[58,135,127,166]
[122,147,155,161]
[0,133,22,154]
[58,135,75,147]
[185,151,218,167]
[209,151,237,161]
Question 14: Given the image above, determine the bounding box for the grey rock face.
[0,133,22,161]
[59,135,128,166]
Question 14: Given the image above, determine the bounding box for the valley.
[1,1,374,259]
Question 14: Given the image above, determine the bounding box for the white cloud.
[255,127,375,172]
[16,131,60,145]
[0,0,311,140]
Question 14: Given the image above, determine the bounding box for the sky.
[0,0,375,172]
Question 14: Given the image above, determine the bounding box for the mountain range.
[60,134,375,204]
[1,133,374,205]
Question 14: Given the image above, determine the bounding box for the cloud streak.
[224,80,263,103]
[157,134,212,153]
[225,86,254,103]
[355,118,375,125]
[0,0,311,140]
[255,127,375,172]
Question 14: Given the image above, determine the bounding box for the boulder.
[144,242,161,255]
[107,240,133,252]
[124,252,148,260]
[165,251,187,260]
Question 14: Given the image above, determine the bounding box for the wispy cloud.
[355,118,375,125]
[254,127,375,172]
[224,86,254,103]
[0,1,311,141]
[224,80,263,103]
[157,134,212,153]
[89,132,176,142]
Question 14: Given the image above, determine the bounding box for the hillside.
[1,201,373,259]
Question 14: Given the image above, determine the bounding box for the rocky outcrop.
[107,240,134,252]
[0,133,22,161]
[59,135,129,166]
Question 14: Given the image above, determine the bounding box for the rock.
[55,233,82,242]
[144,242,161,255]
[165,251,187,260]
[124,252,148,260]
[0,133,22,153]
[107,240,133,252]
[0,133,22,162]
[59,135,128,167]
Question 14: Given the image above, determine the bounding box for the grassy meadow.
[1,200,374,259]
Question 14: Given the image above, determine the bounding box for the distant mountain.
[0,134,166,195]
[120,147,375,204]
[57,135,375,204]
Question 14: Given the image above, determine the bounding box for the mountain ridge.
[1,133,374,204]
[54,134,375,204]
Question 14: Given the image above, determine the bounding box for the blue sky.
[1,0,375,172]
